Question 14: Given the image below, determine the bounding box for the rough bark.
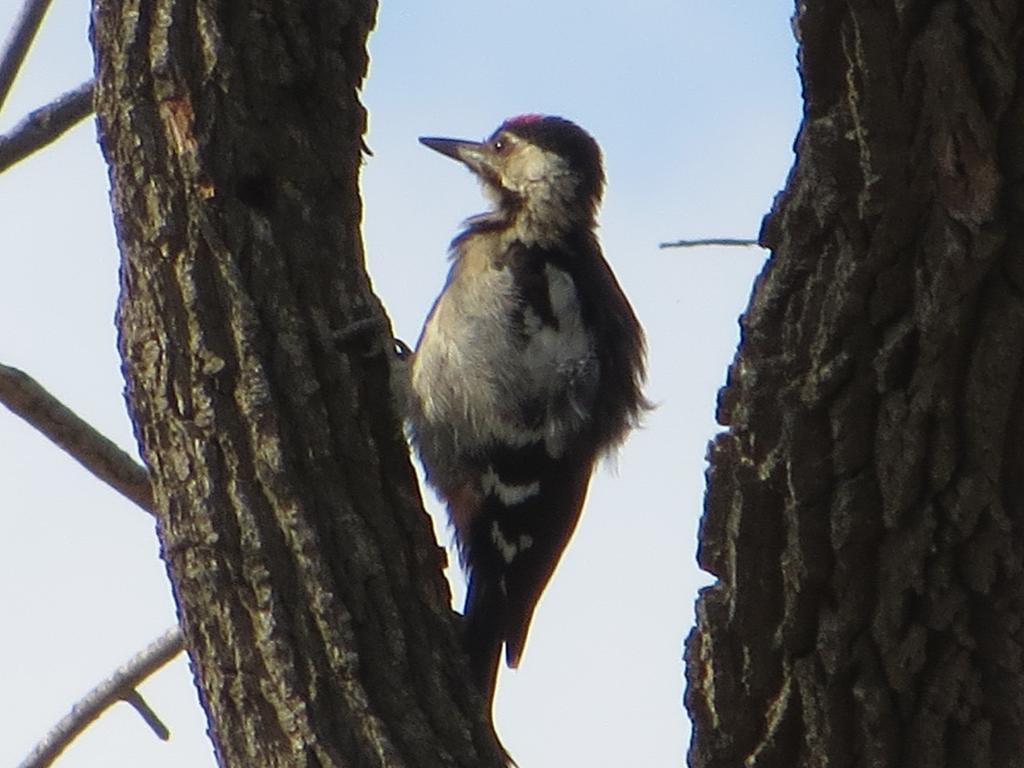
[687,2,1024,767]
[91,1,505,765]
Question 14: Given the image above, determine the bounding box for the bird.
[403,114,649,709]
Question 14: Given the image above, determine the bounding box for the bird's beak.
[419,137,493,176]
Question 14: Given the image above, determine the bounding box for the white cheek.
[522,146,559,182]
[506,145,571,191]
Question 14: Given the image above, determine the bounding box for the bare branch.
[0,363,153,513]
[0,80,94,173]
[659,237,761,249]
[0,0,55,111]
[18,627,184,768]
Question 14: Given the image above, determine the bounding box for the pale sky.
[0,1,800,766]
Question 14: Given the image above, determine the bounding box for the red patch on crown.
[503,113,546,128]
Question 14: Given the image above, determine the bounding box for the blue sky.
[0,1,800,765]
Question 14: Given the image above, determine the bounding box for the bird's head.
[420,115,605,239]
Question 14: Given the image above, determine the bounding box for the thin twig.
[0,80,94,173]
[122,689,171,741]
[0,0,55,111]
[0,363,153,513]
[18,627,185,768]
[659,238,761,249]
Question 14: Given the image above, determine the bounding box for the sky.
[0,1,800,766]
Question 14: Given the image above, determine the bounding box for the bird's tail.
[462,574,506,710]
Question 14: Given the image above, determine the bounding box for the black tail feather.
[462,574,505,709]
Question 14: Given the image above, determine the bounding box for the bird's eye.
[493,138,506,153]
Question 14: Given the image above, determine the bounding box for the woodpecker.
[405,115,648,707]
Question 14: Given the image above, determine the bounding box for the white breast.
[411,251,596,459]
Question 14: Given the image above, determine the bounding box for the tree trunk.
[687,2,1024,766]
[90,1,505,765]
